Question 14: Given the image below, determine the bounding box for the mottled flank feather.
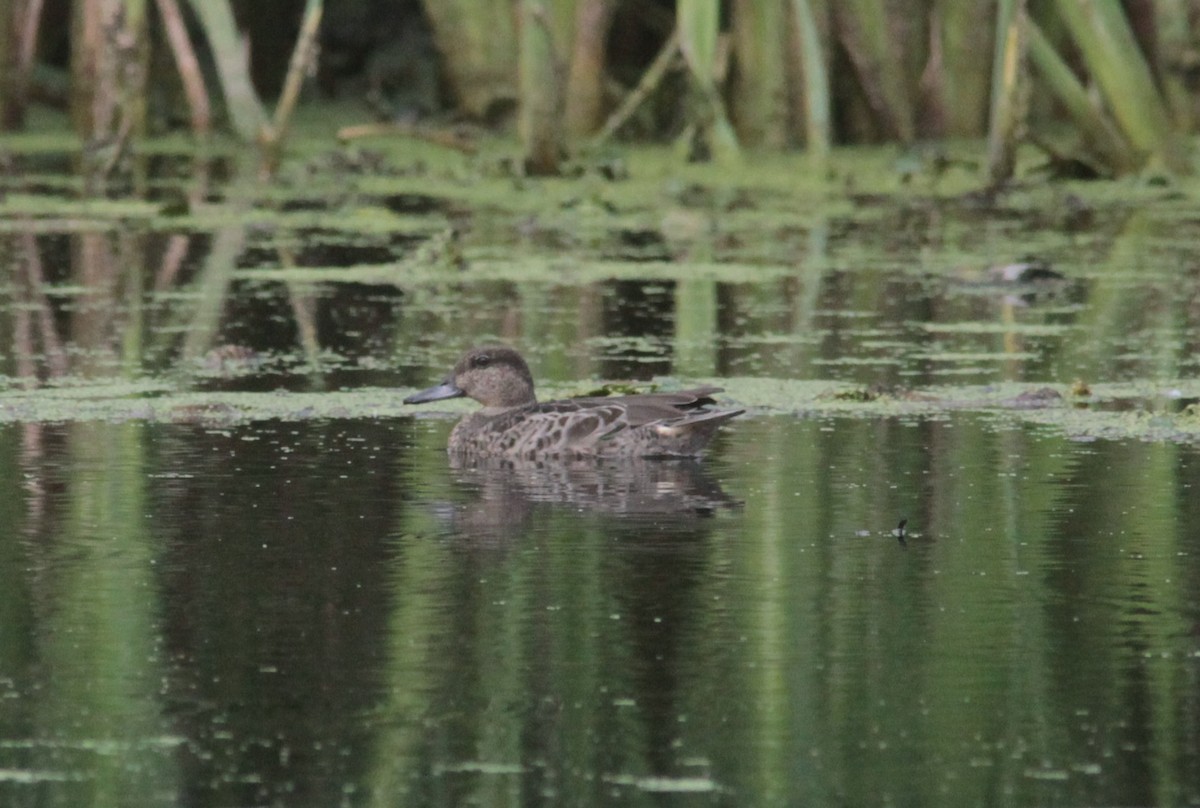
[404,345,743,458]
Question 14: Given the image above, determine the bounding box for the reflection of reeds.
[13,231,68,381]
[12,226,154,381]
[154,155,210,304]
[276,245,324,378]
[73,232,127,377]
[175,225,243,366]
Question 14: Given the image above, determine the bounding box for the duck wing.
[569,387,726,428]
[479,388,739,457]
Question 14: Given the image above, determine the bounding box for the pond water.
[1,135,1200,806]
[1,416,1198,806]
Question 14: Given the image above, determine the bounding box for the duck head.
[404,345,537,409]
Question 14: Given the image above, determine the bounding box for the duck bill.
[404,381,465,405]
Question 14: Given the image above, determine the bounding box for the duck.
[403,345,743,457]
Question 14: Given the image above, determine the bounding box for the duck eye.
[471,354,491,368]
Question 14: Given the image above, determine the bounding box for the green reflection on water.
[1,416,1198,805]
[0,423,179,806]
[369,417,1200,804]
[2,127,1200,807]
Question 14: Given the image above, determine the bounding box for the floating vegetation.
[3,378,1200,444]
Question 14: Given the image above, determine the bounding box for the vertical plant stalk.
[730,0,788,148]
[153,0,210,135]
[589,27,680,147]
[0,1,11,127]
[677,0,740,163]
[269,0,322,139]
[261,0,323,176]
[919,9,947,136]
[0,0,43,127]
[1025,16,1134,174]
[1157,0,1196,130]
[518,0,565,175]
[421,0,518,120]
[933,0,995,136]
[832,0,913,142]
[564,0,615,137]
[1054,0,1189,173]
[184,0,267,141]
[677,0,718,83]
[789,0,830,160]
[16,0,42,76]
[70,0,150,191]
[70,0,108,135]
[985,0,1026,185]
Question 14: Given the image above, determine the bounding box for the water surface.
[1,134,1199,806]
[1,414,1197,806]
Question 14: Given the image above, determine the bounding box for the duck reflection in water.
[404,345,743,458]
[438,455,741,545]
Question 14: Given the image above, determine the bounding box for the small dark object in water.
[617,228,670,251]
[833,387,881,403]
[1062,194,1095,231]
[1028,136,1106,181]
[201,345,262,376]
[987,257,1064,284]
[955,257,1076,308]
[1038,155,1103,181]
[893,518,908,548]
[1007,387,1064,409]
[595,158,629,182]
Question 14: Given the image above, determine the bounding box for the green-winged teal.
[404,345,743,457]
